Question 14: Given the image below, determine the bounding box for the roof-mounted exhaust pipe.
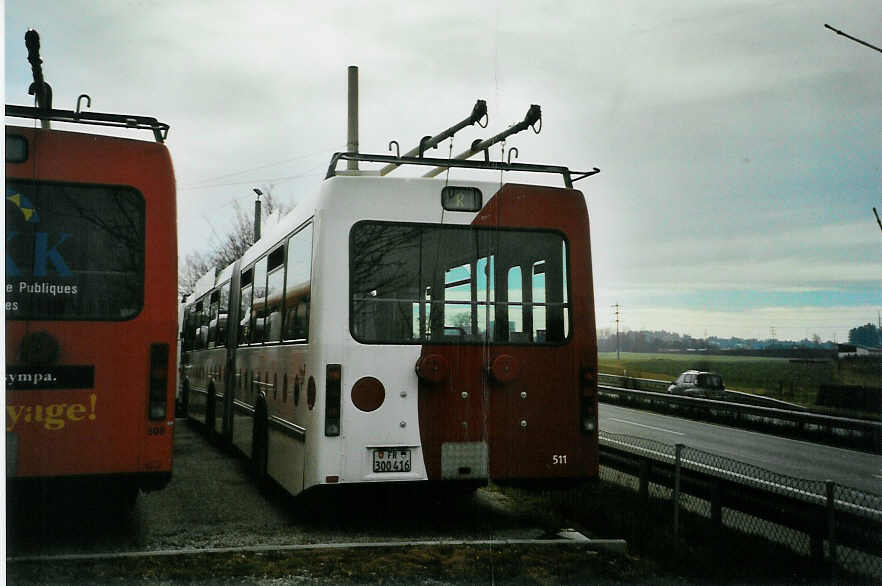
[423,104,541,178]
[347,65,359,171]
[379,99,489,175]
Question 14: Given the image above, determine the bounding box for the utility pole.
[612,304,622,361]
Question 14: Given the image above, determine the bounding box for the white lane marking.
[607,417,686,436]
[873,474,882,480]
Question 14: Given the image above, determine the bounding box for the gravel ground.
[7,421,678,584]
[8,421,562,556]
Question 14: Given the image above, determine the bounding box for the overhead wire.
[189,146,334,188]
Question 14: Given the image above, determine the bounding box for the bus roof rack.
[325,151,600,189]
[5,104,170,143]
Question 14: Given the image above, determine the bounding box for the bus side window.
[183,305,195,351]
[208,290,219,348]
[217,282,230,346]
[252,257,268,345]
[239,269,253,345]
[201,297,211,348]
[283,224,312,342]
[266,247,285,343]
[193,300,205,350]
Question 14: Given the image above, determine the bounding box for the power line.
[181,166,326,191]
[184,146,334,187]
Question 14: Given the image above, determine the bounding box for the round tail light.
[415,354,449,383]
[352,376,385,412]
[490,354,520,384]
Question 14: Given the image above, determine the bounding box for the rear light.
[580,365,597,435]
[325,364,342,436]
[148,343,169,421]
[415,353,449,383]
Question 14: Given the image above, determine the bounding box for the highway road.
[599,403,882,495]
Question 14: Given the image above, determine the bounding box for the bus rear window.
[5,180,145,321]
[350,221,570,345]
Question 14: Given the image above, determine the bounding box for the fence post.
[673,443,684,542]
[826,480,837,577]
[639,458,650,502]
[710,480,722,527]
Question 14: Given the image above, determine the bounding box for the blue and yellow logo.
[6,188,40,223]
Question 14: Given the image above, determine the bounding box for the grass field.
[597,352,880,408]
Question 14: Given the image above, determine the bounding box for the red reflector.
[351,377,385,412]
[325,475,339,484]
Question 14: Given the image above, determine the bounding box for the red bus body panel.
[417,184,598,482]
[5,126,177,481]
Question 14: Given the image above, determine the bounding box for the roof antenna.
[25,29,53,129]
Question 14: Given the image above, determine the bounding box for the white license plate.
[372,448,412,473]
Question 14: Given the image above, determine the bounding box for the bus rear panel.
[5,126,177,491]
[346,182,598,487]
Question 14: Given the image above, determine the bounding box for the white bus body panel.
[221,174,506,496]
[299,176,499,489]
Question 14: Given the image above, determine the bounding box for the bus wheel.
[206,384,217,438]
[113,480,139,514]
[252,399,268,484]
[125,483,140,510]
[181,380,191,419]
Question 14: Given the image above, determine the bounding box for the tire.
[206,384,217,438]
[181,379,191,418]
[252,398,268,484]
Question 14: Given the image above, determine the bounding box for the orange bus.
[5,100,177,500]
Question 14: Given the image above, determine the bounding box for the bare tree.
[178,185,292,298]
[178,249,212,298]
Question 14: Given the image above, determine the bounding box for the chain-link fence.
[599,430,882,580]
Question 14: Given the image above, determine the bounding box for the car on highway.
[667,370,725,398]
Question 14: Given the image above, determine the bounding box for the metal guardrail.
[598,373,805,409]
[598,384,882,453]
[598,431,882,579]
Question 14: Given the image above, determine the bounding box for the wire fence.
[598,430,882,580]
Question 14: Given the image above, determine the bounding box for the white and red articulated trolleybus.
[180,97,601,496]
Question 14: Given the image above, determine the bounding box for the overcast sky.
[6,1,880,342]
